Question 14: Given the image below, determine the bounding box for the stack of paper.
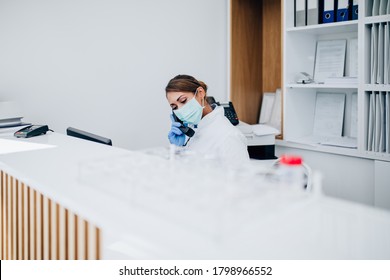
[0,101,27,128]
[367,91,390,153]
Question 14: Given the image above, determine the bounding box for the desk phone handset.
[172,112,195,138]
[206,96,239,126]
[14,125,49,138]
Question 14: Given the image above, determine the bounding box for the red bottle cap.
[279,155,302,165]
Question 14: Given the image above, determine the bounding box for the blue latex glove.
[168,114,186,146]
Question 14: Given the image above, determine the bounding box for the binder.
[336,0,349,22]
[371,24,378,84]
[372,0,380,16]
[384,23,389,84]
[386,92,390,153]
[322,0,335,23]
[368,92,375,151]
[307,0,319,25]
[351,0,358,20]
[295,0,306,27]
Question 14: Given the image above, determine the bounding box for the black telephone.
[14,125,50,138]
[172,112,195,137]
[206,96,239,126]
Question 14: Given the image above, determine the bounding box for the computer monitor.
[66,127,112,146]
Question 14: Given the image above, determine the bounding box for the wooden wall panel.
[231,0,282,124]
[0,170,101,260]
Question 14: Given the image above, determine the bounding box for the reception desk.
[1,132,390,260]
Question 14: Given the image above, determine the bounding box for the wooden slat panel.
[0,171,101,260]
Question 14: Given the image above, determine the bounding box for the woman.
[166,74,249,163]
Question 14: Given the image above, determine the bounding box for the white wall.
[0,0,228,150]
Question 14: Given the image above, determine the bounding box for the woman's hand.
[168,114,186,146]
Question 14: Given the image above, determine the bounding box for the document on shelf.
[349,38,358,78]
[377,23,385,84]
[380,0,389,15]
[287,135,357,148]
[387,0,390,14]
[0,139,56,155]
[373,0,380,16]
[368,92,375,151]
[268,88,282,132]
[386,92,390,153]
[371,24,378,84]
[350,92,358,138]
[375,92,381,152]
[259,92,275,124]
[379,92,386,152]
[313,92,345,138]
[386,23,390,84]
[314,40,346,83]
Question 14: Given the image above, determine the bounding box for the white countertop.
[1,132,390,259]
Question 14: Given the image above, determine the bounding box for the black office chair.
[66,127,112,146]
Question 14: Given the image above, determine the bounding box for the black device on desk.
[206,96,239,126]
[172,112,195,138]
[14,125,49,138]
[66,127,112,146]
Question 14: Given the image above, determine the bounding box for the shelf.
[364,15,390,25]
[276,140,390,162]
[364,84,390,91]
[286,20,358,35]
[286,83,358,89]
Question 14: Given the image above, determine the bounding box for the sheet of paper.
[372,0,380,16]
[313,92,345,138]
[251,124,280,136]
[377,23,384,84]
[314,40,347,83]
[375,92,381,152]
[268,88,282,132]
[350,92,358,138]
[379,92,385,152]
[386,92,390,153]
[385,23,389,84]
[0,138,55,155]
[368,92,375,151]
[380,0,388,15]
[320,136,357,148]
[259,93,275,124]
[371,24,378,84]
[348,38,358,77]
[387,0,390,13]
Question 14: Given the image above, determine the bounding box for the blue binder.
[336,0,349,22]
[323,0,335,23]
[352,0,358,20]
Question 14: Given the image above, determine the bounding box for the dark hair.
[165,74,208,94]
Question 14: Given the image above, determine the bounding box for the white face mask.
[174,90,204,125]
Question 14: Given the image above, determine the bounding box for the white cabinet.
[281,0,390,208]
[375,160,390,210]
[282,0,390,160]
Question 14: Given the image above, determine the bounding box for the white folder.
[368,92,375,151]
[307,0,319,25]
[379,92,386,152]
[371,24,378,84]
[387,22,390,84]
[373,0,380,16]
[375,92,381,152]
[380,0,389,15]
[377,23,384,84]
[387,0,390,14]
[385,23,389,84]
[386,92,390,153]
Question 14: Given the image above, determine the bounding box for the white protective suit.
[185,105,249,164]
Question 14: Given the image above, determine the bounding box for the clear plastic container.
[276,155,305,190]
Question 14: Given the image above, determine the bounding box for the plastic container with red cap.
[277,155,305,189]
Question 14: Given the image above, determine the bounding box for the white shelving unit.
[282,0,390,162]
[280,0,390,209]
